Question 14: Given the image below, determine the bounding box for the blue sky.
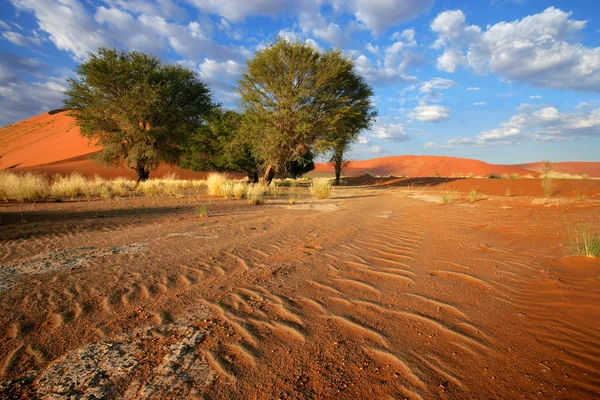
[1,0,599,163]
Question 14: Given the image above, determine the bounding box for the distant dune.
[2,111,599,178]
[313,155,539,178]
[514,162,600,178]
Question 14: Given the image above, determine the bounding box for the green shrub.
[540,176,556,197]
[487,173,501,179]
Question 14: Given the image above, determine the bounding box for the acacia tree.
[318,52,376,185]
[238,39,376,184]
[180,109,260,182]
[64,48,215,182]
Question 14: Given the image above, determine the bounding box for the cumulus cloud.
[466,87,480,91]
[431,106,600,147]
[354,54,416,86]
[529,95,542,99]
[347,0,434,35]
[410,104,451,122]
[420,77,455,93]
[371,123,411,142]
[430,7,600,92]
[473,102,486,106]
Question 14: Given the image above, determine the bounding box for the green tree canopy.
[180,109,259,182]
[64,48,215,181]
[238,39,376,184]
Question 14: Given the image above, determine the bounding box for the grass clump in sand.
[288,183,299,204]
[569,224,600,258]
[219,181,247,199]
[487,173,501,179]
[196,204,209,217]
[505,188,511,197]
[137,180,162,197]
[469,189,478,203]
[0,171,49,201]
[247,183,267,205]
[310,178,332,199]
[206,173,229,196]
[51,173,89,199]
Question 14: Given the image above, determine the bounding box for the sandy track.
[0,189,599,398]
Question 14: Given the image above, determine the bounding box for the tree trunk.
[334,160,342,186]
[134,165,150,183]
[333,149,343,186]
[263,165,276,185]
[247,170,259,183]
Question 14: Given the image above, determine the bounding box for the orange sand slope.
[0,110,99,169]
[2,110,599,178]
[313,155,538,178]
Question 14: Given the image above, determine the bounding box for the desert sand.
[0,182,599,398]
[1,111,600,398]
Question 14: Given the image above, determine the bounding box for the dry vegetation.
[0,171,206,201]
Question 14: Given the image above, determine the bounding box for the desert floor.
[0,182,599,399]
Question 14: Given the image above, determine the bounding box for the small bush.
[487,173,501,179]
[466,173,475,179]
[469,189,477,203]
[111,177,135,196]
[207,173,229,196]
[505,188,511,197]
[569,224,600,258]
[540,176,557,197]
[196,204,209,217]
[501,174,510,180]
[441,194,452,204]
[510,173,518,179]
[310,178,332,199]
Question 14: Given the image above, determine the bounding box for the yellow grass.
[310,178,333,199]
[207,173,229,196]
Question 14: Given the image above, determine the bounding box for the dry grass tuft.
[310,178,333,199]
[207,173,229,196]
[0,171,49,201]
[569,224,600,258]
[469,189,478,203]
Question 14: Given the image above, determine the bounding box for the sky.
[0,0,599,164]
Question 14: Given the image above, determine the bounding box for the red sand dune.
[2,111,599,179]
[0,111,99,169]
[313,155,538,178]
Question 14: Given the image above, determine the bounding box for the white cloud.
[517,103,532,111]
[466,87,480,91]
[575,102,591,109]
[10,0,107,58]
[371,123,411,142]
[420,77,455,93]
[354,54,416,86]
[434,106,600,147]
[2,30,42,47]
[410,104,451,122]
[431,7,600,92]
[187,0,320,22]
[529,95,542,99]
[348,0,434,35]
[0,20,11,30]
[473,102,486,106]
